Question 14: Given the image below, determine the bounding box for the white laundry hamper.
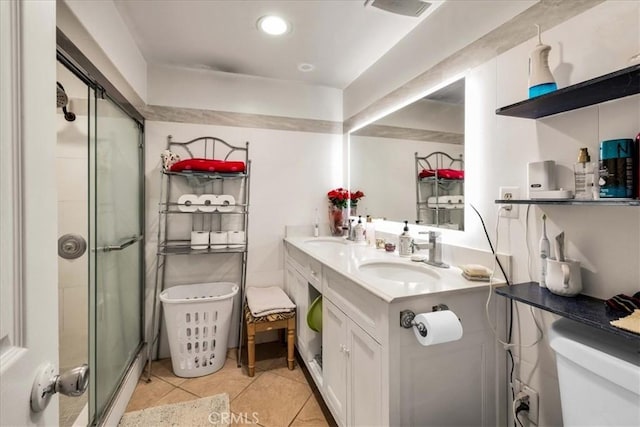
[159,282,239,378]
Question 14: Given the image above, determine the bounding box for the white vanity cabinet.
[323,298,382,427]
[283,238,500,427]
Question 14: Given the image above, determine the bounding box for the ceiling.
[113,0,442,89]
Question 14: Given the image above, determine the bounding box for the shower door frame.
[56,30,146,427]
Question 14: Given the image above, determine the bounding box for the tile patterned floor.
[126,343,335,427]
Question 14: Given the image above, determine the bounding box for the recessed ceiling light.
[257,15,289,36]
[298,63,315,72]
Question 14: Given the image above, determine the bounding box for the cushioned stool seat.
[244,301,296,377]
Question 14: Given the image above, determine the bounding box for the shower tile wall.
[56,106,89,372]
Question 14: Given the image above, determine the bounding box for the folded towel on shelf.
[610,309,640,334]
[605,292,640,314]
[245,286,296,317]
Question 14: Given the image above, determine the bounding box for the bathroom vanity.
[283,237,503,427]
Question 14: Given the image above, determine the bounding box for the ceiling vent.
[364,0,432,17]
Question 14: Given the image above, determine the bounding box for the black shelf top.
[495,65,640,119]
[496,282,639,341]
[495,199,640,206]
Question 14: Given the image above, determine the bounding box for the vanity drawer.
[307,258,322,291]
[323,267,384,343]
[285,243,309,274]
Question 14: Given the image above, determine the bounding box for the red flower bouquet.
[327,188,365,235]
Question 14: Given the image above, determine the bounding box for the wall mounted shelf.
[496,282,639,341]
[495,64,640,119]
[495,199,640,206]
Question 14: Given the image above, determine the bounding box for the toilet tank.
[549,318,640,427]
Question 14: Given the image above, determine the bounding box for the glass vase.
[328,204,347,236]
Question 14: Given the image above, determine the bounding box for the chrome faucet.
[416,231,449,268]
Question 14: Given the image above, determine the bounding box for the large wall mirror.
[349,77,465,230]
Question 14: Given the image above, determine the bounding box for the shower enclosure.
[56,52,144,426]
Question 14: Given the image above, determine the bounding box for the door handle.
[31,363,89,412]
[94,235,142,252]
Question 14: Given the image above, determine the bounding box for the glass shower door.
[88,92,143,423]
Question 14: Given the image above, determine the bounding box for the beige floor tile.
[241,341,289,373]
[263,358,307,384]
[150,358,188,386]
[230,372,311,427]
[227,347,238,360]
[154,387,201,407]
[290,394,330,427]
[125,378,175,412]
[228,411,261,426]
[180,358,258,401]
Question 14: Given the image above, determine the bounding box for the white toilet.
[549,318,640,426]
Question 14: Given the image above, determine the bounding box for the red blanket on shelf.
[418,168,464,180]
[169,158,246,173]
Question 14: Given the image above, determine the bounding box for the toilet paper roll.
[198,194,218,212]
[178,194,199,213]
[413,310,463,346]
[227,230,245,248]
[209,231,227,248]
[216,194,236,213]
[190,231,209,250]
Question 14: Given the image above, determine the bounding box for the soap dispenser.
[354,216,365,242]
[574,147,596,200]
[398,221,412,257]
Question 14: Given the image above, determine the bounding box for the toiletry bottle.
[313,208,319,237]
[398,221,412,257]
[354,216,365,242]
[574,147,595,200]
[365,215,376,246]
[539,214,550,288]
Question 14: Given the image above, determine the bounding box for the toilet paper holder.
[400,304,449,337]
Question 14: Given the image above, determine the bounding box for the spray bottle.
[528,24,557,99]
[539,214,550,288]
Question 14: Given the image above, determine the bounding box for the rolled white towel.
[246,286,295,317]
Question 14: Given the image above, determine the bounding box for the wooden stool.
[244,303,296,377]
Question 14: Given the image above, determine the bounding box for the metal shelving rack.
[147,135,250,378]
[415,151,464,229]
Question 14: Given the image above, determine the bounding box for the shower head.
[56,83,68,108]
[56,82,76,122]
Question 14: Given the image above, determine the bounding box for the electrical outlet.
[499,186,519,218]
[522,385,539,425]
[513,380,539,425]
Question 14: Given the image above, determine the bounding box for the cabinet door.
[347,321,382,427]
[323,299,348,426]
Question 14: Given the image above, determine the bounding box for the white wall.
[343,0,536,119]
[62,0,147,102]
[458,2,639,425]
[145,121,343,355]
[148,64,343,122]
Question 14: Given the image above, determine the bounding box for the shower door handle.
[95,235,142,252]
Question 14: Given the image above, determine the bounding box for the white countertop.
[284,236,504,303]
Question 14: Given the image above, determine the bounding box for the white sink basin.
[358,261,440,283]
[304,237,349,246]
